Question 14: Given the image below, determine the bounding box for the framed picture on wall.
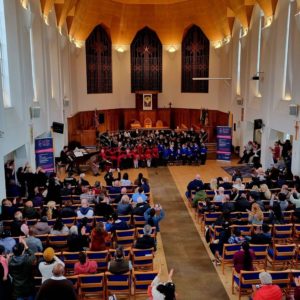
[143,94,152,110]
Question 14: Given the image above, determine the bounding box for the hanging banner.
[216,126,232,161]
[35,134,55,173]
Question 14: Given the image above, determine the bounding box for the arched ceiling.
[40,0,278,44]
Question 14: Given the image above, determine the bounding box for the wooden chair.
[155,120,163,128]
[85,250,109,272]
[48,234,68,249]
[267,243,296,270]
[63,251,80,274]
[144,118,152,128]
[133,270,158,295]
[249,244,268,268]
[105,272,131,298]
[268,270,291,296]
[273,224,293,244]
[131,120,141,129]
[132,248,154,270]
[232,269,263,300]
[133,215,146,227]
[135,226,156,239]
[231,225,252,237]
[222,244,241,274]
[115,229,135,248]
[78,273,105,299]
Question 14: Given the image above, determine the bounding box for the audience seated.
[22,225,43,254]
[132,187,148,203]
[250,224,272,245]
[31,216,51,235]
[74,251,97,275]
[135,224,156,251]
[117,195,133,215]
[77,199,94,218]
[67,225,89,252]
[93,195,114,218]
[233,241,255,273]
[108,246,132,274]
[60,200,77,218]
[23,200,39,219]
[50,218,69,235]
[106,213,129,232]
[132,198,151,216]
[42,201,59,220]
[252,271,282,300]
[11,211,24,237]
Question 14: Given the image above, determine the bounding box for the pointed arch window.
[181,25,209,93]
[131,27,162,92]
[86,25,112,94]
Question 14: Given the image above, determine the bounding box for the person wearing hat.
[39,247,65,283]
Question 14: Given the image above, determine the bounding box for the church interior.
[1,0,300,299]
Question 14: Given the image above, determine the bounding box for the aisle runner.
[148,167,229,300]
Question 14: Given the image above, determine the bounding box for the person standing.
[9,237,36,300]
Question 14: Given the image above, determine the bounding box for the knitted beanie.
[43,247,55,262]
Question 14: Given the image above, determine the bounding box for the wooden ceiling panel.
[40,0,277,44]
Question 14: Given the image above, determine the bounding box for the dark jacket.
[36,278,77,300]
[9,249,36,298]
[135,235,156,251]
[235,197,251,212]
[132,203,150,216]
[108,259,130,274]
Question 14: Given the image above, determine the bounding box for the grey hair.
[259,272,272,285]
[143,224,152,236]
[69,225,78,235]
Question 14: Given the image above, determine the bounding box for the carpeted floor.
[222,165,253,178]
[148,167,229,300]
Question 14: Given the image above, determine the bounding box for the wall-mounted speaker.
[289,104,299,116]
[52,122,64,134]
[98,113,105,124]
[254,119,263,130]
[29,106,41,119]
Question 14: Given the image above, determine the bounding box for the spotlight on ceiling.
[166,45,177,53]
[115,45,127,53]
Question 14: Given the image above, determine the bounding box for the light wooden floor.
[58,159,247,299]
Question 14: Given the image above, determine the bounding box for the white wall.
[0,0,73,199]
[223,0,300,174]
[72,43,225,111]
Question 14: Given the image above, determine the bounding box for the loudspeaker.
[254,119,263,130]
[289,104,299,116]
[98,113,105,124]
[29,106,41,119]
[52,122,64,134]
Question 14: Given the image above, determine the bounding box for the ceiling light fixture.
[166,45,177,53]
[115,45,128,53]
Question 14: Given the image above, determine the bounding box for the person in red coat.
[90,222,110,251]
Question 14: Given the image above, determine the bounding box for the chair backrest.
[35,234,49,246]
[61,217,76,228]
[249,244,268,261]
[268,270,291,289]
[273,244,296,260]
[203,212,222,226]
[135,226,156,239]
[231,225,252,236]
[116,229,135,248]
[133,215,146,227]
[77,217,94,227]
[144,118,152,128]
[48,234,68,248]
[239,270,263,286]
[118,215,132,226]
[94,216,106,224]
[66,275,79,289]
[283,211,294,223]
[85,250,109,272]
[132,248,154,270]
[222,244,241,261]
[109,248,131,260]
[133,270,158,294]
[156,120,163,128]
[63,251,80,273]
[105,272,131,296]
[273,224,293,241]
[78,273,105,297]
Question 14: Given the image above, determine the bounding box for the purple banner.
[216,126,232,161]
[35,137,54,173]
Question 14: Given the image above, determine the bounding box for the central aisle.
[148,167,229,300]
